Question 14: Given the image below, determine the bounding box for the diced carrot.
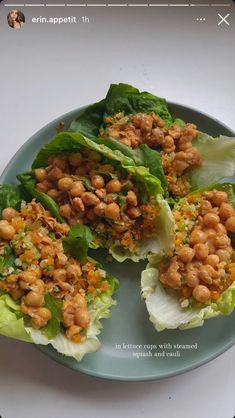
[210,291,221,301]
[179,286,192,299]
[88,285,95,294]
[31,231,42,245]
[71,334,82,343]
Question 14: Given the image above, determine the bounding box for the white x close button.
[217,13,230,26]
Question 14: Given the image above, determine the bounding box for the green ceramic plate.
[1,104,235,381]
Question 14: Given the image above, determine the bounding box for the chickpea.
[219,203,234,220]
[70,181,85,197]
[94,202,107,217]
[66,325,82,342]
[189,229,207,246]
[104,203,120,221]
[165,269,181,288]
[37,307,52,322]
[50,156,68,170]
[81,192,100,206]
[206,239,216,255]
[211,191,228,206]
[194,243,209,261]
[95,188,106,199]
[206,254,220,267]
[47,167,63,181]
[126,191,138,207]
[20,271,38,284]
[0,221,15,240]
[72,197,85,213]
[91,175,105,189]
[36,181,51,193]
[41,245,56,259]
[127,207,141,219]
[192,285,211,303]
[75,308,90,328]
[216,249,231,262]
[55,252,68,268]
[214,234,231,249]
[59,204,72,219]
[203,191,213,201]
[58,177,74,192]
[24,291,44,307]
[199,265,216,284]
[11,288,24,300]
[47,189,60,200]
[204,228,217,239]
[185,267,200,288]
[216,223,227,234]
[199,200,212,216]
[2,208,18,221]
[19,280,30,290]
[34,168,47,182]
[106,179,122,193]
[74,293,87,308]
[99,164,114,173]
[53,269,67,282]
[67,264,82,280]
[218,269,226,279]
[68,153,82,167]
[178,246,195,263]
[203,213,220,228]
[89,150,101,162]
[225,216,235,233]
[32,279,45,294]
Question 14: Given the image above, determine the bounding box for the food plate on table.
[0,84,235,381]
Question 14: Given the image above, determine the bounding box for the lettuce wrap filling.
[141,183,235,330]
[0,188,118,361]
[17,131,174,262]
[70,83,235,199]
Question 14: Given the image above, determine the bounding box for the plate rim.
[1,102,235,381]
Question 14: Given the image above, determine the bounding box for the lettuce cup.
[0,185,118,361]
[70,83,235,198]
[17,132,174,262]
[141,183,235,331]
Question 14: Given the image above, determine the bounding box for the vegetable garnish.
[141,184,235,331]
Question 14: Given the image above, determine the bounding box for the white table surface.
[0,2,235,418]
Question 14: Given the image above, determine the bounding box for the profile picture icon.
[7,10,25,29]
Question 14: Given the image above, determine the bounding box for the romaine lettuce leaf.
[95,137,168,194]
[0,184,22,215]
[103,83,173,127]
[0,293,32,342]
[188,132,235,190]
[16,171,65,224]
[70,99,105,138]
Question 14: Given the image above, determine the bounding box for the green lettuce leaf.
[0,293,32,342]
[0,184,22,215]
[42,293,63,340]
[0,246,15,279]
[16,171,65,224]
[63,224,94,263]
[187,132,235,190]
[103,83,173,127]
[141,267,235,331]
[95,137,168,194]
[70,100,105,138]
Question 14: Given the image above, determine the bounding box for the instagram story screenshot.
[0,1,235,418]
